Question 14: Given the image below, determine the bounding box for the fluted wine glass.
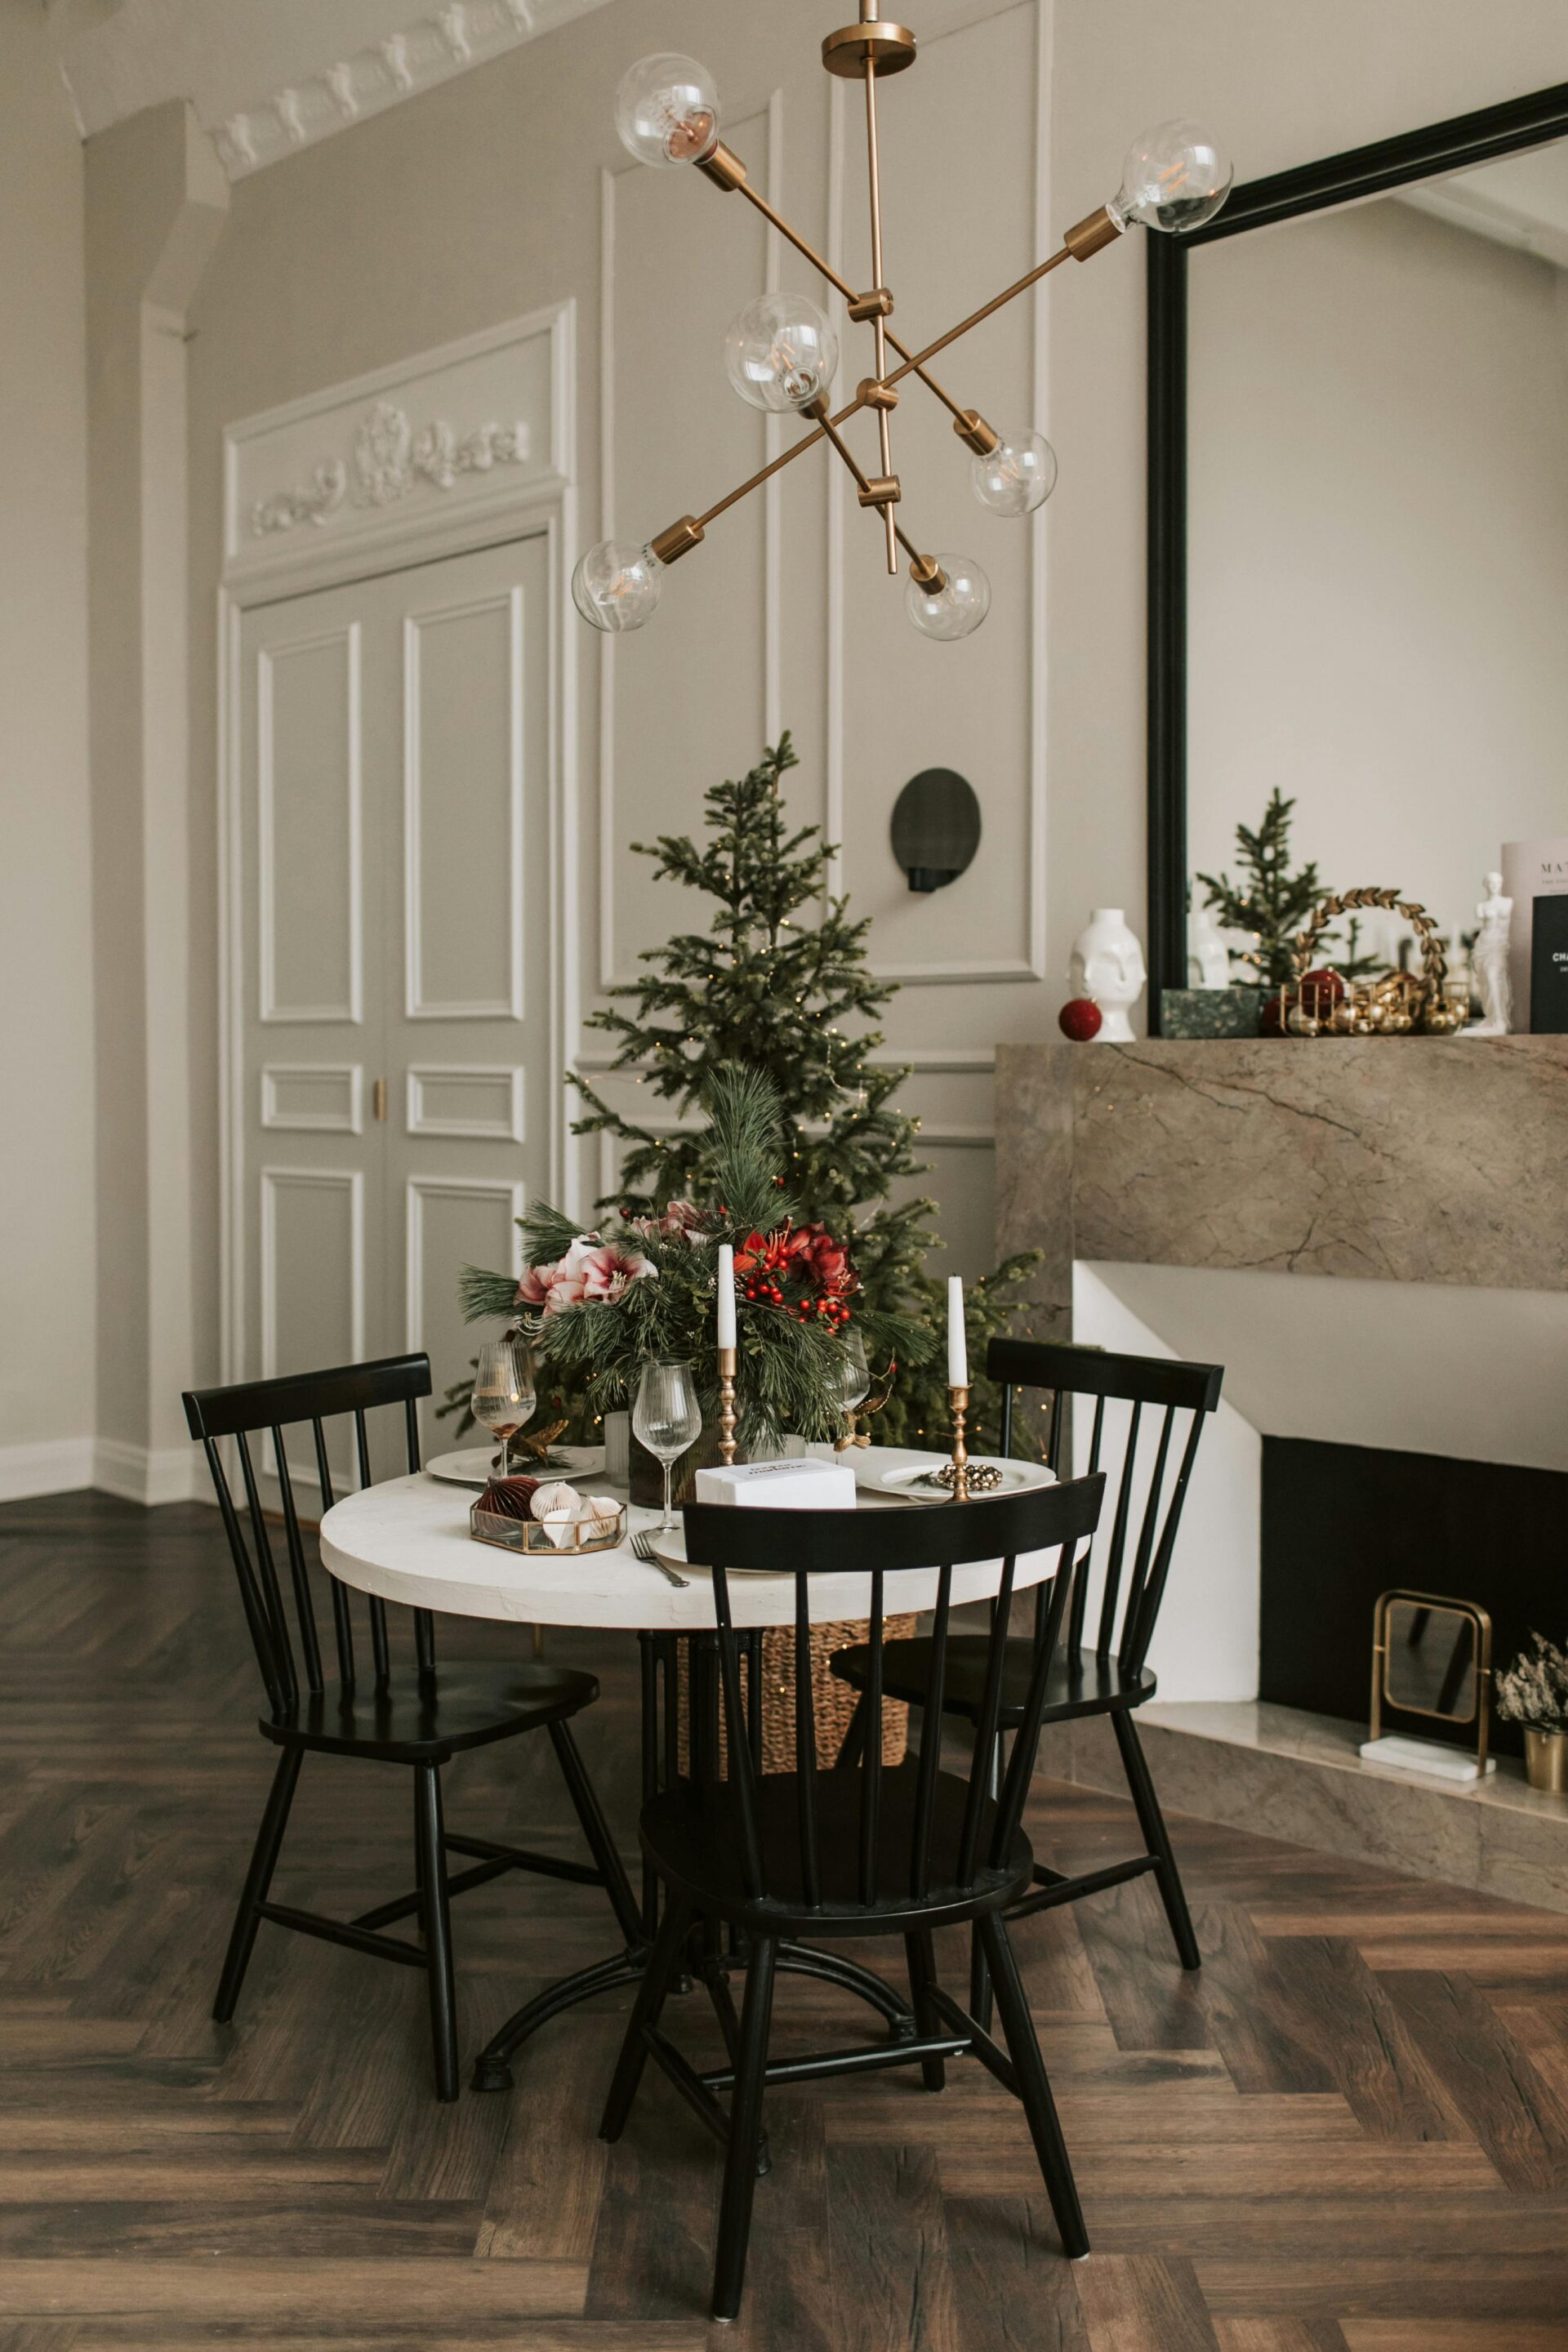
[835,1325,870,1448]
[634,1357,703,1533]
[470,1338,535,1478]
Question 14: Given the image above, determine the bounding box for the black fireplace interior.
[1260,1437,1567,1763]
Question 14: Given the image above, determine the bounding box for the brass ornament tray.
[470,1501,626,1557]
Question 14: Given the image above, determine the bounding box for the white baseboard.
[0,1437,96,1503]
[92,1439,201,1508]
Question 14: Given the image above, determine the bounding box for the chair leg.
[710,1935,777,2326]
[600,1891,691,2143]
[1111,1708,1200,1971]
[978,1910,1089,2260]
[548,1718,644,1949]
[967,1726,1004,2034]
[904,1931,946,2092]
[213,1747,302,2023]
[414,1762,460,2102]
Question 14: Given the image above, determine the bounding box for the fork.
[631,1529,690,1588]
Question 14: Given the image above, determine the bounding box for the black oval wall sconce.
[890,768,982,893]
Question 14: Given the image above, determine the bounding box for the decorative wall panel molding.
[407,1064,526,1140]
[261,1062,364,1134]
[256,625,363,1026]
[403,586,525,1021]
[225,306,571,589]
[208,1,618,182]
[259,1166,366,1377]
[404,1175,526,1349]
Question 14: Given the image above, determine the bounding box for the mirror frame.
[1143,79,1568,1030]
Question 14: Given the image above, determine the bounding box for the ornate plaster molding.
[212,0,617,181]
[251,400,532,537]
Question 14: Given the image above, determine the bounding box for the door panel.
[259,626,362,1022]
[238,532,550,1490]
[404,589,523,1020]
[404,1177,526,1457]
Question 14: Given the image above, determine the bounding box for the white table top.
[319,1466,1058,1633]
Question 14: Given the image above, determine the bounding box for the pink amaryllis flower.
[515,1233,657,1318]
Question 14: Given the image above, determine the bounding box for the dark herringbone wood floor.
[1,1492,1567,2350]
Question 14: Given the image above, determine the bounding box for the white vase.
[1071,908,1146,1042]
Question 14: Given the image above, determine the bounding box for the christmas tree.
[574,734,1042,1450]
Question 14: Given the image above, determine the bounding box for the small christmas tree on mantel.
[574,733,1042,1451]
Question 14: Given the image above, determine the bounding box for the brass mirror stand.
[1361,1587,1494,1782]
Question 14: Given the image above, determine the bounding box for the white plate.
[856,1447,1055,1499]
[644,1526,786,1578]
[425,1444,606,1489]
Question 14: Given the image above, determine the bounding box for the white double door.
[238,533,550,1464]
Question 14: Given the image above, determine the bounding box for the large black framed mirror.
[1145,80,1568,1030]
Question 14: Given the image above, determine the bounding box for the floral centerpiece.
[457,1066,929,1455]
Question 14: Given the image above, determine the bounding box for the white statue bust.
[1071,908,1147,1042]
[1464,871,1512,1037]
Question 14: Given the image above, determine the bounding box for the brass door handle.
[372,1077,387,1123]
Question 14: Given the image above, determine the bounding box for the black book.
[1530,894,1568,1034]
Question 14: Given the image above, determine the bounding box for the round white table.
[319,1468,1056,1632]
[318,1459,1058,2091]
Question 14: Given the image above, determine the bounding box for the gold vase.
[1523,1729,1568,1795]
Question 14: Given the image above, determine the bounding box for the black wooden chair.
[599,1474,1106,2323]
[183,1352,642,2101]
[831,1339,1223,2014]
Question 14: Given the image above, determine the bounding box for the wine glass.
[470,1338,536,1477]
[835,1326,870,1449]
[633,1357,703,1533]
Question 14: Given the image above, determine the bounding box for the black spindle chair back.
[991,1338,1223,1679]
[680,1477,1106,1920]
[183,1354,435,1718]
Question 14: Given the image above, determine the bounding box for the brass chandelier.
[572,3,1231,643]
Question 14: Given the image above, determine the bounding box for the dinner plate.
[643,1526,786,1577]
[425,1444,607,1489]
[853,1447,1055,1499]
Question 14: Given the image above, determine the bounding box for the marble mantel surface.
[996,1036,1568,1320]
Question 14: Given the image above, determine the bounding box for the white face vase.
[1070,908,1146,1042]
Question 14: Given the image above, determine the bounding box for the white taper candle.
[716,1243,737,1349]
[947,1274,968,1388]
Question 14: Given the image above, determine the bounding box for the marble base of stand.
[1038,1699,1568,1914]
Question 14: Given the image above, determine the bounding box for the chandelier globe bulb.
[1110,119,1232,234]
[906,554,991,642]
[614,53,720,168]
[970,428,1057,518]
[572,541,663,633]
[724,292,840,414]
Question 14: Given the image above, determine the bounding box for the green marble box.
[1159,986,1265,1039]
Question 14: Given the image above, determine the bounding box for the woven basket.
[678,1614,916,1774]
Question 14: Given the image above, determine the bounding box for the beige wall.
[68,0,1568,1447]
[1188,194,1568,957]
[0,3,96,1482]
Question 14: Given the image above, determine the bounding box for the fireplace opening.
[1260,1437,1567,1762]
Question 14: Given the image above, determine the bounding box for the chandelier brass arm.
[574,36,1232,639]
[651,227,1091,565]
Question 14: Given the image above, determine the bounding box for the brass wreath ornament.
[1287,888,1468,1036]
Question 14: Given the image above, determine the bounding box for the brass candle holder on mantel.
[718,1346,738,1467]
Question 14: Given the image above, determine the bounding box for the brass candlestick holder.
[718,1347,738,1466]
[947,1383,970,1501]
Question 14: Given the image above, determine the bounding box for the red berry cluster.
[793,1295,853,1326]
[743,1277,786,1307]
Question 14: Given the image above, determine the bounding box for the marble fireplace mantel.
[996,1035,1568,1316]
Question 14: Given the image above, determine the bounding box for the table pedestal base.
[471,1632,918,2091]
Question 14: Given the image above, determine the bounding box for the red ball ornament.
[1058,997,1102,1043]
